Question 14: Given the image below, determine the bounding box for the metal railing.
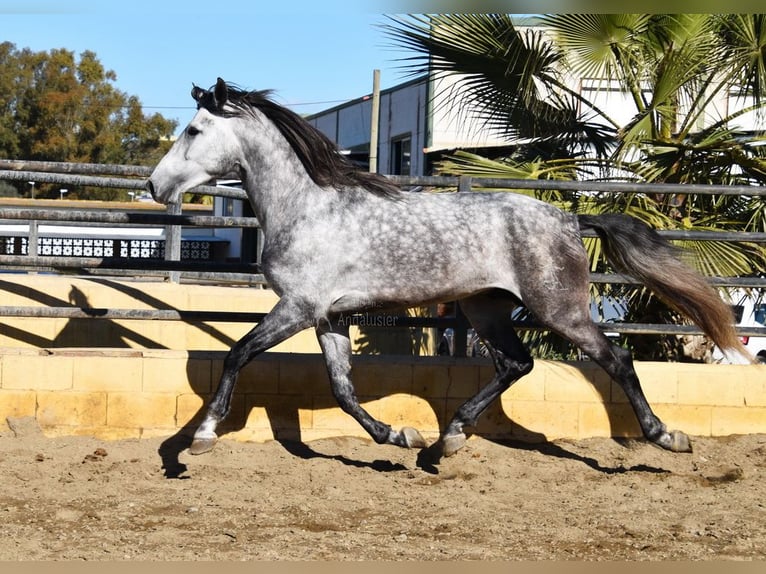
[3,159,766,355]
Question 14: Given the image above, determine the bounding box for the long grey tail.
[577,213,749,361]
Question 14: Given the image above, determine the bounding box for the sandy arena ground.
[1,417,764,561]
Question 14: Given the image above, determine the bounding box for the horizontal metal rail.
[0,169,247,200]
[11,160,765,195]
[0,266,265,285]
[2,306,765,339]
[588,273,766,288]
[0,254,262,274]
[0,159,152,177]
[0,252,760,290]
[0,207,259,228]
[3,209,765,243]
[0,306,268,322]
[387,174,766,196]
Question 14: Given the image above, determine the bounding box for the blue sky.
[1,1,419,134]
[6,1,751,136]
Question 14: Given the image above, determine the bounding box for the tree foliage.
[0,42,177,199]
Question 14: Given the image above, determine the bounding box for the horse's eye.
[187,126,201,137]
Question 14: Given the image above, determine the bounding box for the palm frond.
[382,14,619,157]
[718,14,766,108]
[539,14,651,84]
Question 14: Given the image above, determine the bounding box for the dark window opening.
[391,135,412,175]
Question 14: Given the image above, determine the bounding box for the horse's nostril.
[145,180,155,198]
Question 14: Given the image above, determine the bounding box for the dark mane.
[200,82,401,199]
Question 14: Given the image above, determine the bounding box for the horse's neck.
[239,120,317,233]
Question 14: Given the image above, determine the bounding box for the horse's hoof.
[669,430,692,453]
[440,432,467,457]
[188,436,217,455]
[400,427,428,449]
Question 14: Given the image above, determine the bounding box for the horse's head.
[147,78,243,205]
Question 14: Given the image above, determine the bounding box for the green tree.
[385,14,766,361]
[0,42,177,199]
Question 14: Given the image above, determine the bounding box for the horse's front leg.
[190,298,315,455]
[316,321,427,449]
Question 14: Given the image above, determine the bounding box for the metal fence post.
[165,202,182,283]
[28,220,39,257]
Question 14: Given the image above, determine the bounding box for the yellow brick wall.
[2,274,765,443]
[2,346,765,443]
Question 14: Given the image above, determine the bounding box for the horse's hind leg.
[561,320,691,452]
[436,292,533,457]
[316,321,427,449]
[527,282,692,453]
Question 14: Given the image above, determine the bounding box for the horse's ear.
[214,77,228,107]
[191,84,205,102]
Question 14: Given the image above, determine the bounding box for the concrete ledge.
[2,346,765,443]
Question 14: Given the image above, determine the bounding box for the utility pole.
[369,69,380,173]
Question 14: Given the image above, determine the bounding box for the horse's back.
[330,188,586,304]
[395,189,582,254]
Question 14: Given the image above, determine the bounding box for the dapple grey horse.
[147,78,747,460]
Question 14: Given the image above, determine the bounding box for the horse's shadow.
[158,431,409,479]
[158,353,668,479]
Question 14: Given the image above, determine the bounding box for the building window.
[222,197,236,217]
[390,135,412,175]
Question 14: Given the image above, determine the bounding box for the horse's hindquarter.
[263,189,584,313]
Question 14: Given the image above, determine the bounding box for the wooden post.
[369,69,380,173]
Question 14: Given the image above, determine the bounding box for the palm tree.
[384,14,766,360]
